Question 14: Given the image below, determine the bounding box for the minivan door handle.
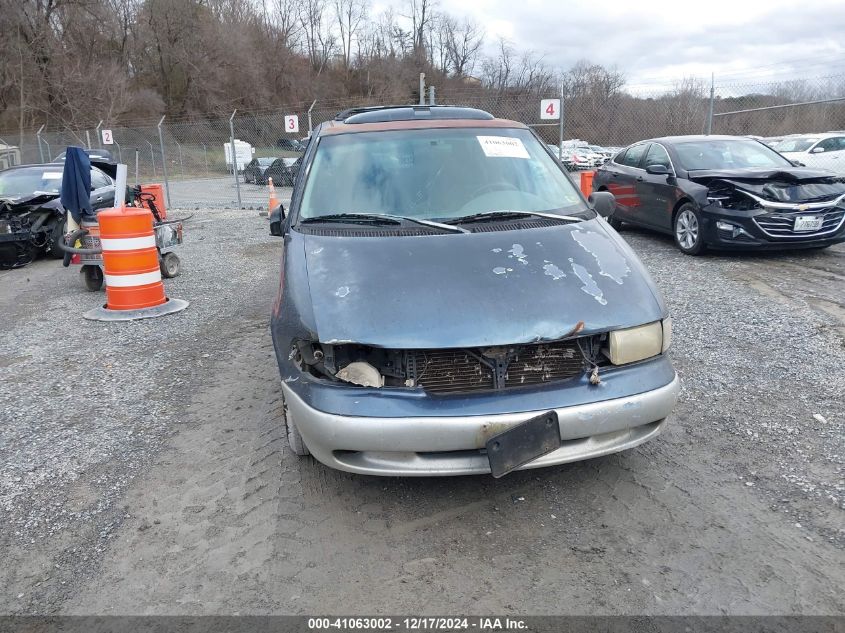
[636,176,644,182]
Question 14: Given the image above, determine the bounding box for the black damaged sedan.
[592,135,845,254]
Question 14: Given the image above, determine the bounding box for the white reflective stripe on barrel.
[104,270,162,287]
[100,235,156,251]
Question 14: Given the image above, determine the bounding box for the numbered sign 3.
[284,115,300,134]
[101,129,114,145]
[540,99,560,120]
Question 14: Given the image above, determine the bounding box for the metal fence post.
[706,73,715,135]
[429,86,435,105]
[36,124,45,163]
[419,73,425,105]
[86,130,92,149]
[95,120,103,147]
[308,100,317,135]
[559,84,565,163]
[42,137,51,161]
[114,141,122,163]
[229,110,242,209]
[202,143,209,178]
[135,148,140,185]
[157,116,172,207]
[147,140,156,178]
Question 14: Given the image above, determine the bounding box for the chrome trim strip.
[743,190,845,210]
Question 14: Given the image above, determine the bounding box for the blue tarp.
[60,146,92,224]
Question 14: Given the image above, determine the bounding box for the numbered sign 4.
[540,99,560,120]
[101,129,114,145]
[284,115,300,134]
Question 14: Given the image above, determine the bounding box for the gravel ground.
[0,208,842,615]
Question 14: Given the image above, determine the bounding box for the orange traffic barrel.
[580,170,595,197]
[99,206,166,310]
[139,183,167,220]
[83,206,188,321]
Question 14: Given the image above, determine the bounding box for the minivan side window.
[621,144,648,168]
[643,143,672,170]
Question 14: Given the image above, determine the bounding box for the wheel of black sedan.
[674,203,706,255]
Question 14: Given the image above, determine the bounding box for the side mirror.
[269,203,286,236]
[645,164,671,175]
[588,191,616,219]
[811,147,825,153]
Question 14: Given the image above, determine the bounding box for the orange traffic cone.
[267,177,279,216]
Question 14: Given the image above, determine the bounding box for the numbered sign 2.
[540,99,560,120]
[101,129,114,145]
[284,115,300,134]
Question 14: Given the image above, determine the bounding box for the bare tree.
[406,0,435,66]
[443,14,483,77]
[334,0,366,71]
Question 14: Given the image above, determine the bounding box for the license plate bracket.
[794,215,823,232]
[486,411,560,478]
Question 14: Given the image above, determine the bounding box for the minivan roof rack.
[334,105,495,124]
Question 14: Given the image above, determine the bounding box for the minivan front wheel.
[674,204,706,255]
[283,397,310,456]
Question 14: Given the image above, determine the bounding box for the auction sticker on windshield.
[477,136,530,159]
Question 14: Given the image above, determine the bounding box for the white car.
[775,133,845,173]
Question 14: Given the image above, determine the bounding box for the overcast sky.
[385,0,845,90]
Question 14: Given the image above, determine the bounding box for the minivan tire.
[283,398,310,456]
[674,203,706,255]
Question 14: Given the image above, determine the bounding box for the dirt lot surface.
[1,208,843,616]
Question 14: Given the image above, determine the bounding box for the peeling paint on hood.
[570,229,631,285]
[297,218,665,348]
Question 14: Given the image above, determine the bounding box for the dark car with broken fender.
[592,135,845,254]
[269,105,679,477]
[0,162,116,268]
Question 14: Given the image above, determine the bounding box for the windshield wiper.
[443,210,584,225]
[300,212,468,234]
[300,213,402,225]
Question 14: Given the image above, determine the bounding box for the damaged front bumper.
[700,201,845,250]
[282,356,679,476]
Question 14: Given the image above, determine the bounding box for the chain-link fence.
[4,74,845,209]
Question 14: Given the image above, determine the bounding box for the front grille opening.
[754,207,845,238]
[409,349,495,393]
[408,339,590,394]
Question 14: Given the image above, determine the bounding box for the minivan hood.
[299,218,665,349]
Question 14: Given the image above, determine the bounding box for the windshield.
[298,127,587,221]
[674,139,793,170]
[0,167,64,198]
[773,137,819,153]
[257,158,276,166]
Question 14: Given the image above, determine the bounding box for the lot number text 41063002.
[307,616,528,631]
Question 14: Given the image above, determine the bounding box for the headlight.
[606,320,668,365]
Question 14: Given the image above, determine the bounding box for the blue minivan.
[269,106,678,477]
